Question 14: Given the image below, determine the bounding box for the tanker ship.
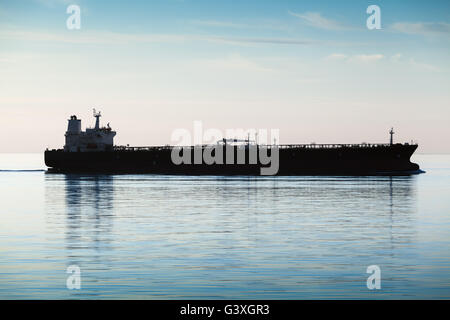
[44,110,422,175]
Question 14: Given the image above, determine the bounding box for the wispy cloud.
[408,58,440,72]
[211,36,315,46]
[326,53,384,63]
[390,22,450,37]
[351,54,384,63]
[288,11,349,31]
[189,20,249,29]
[0,29,187,44]
[0,28,316,46]
[326,52,440,72]
[389,53,441,72]
[390,53,402,62]
[325,53,348,61]
[194,53,273,73]
[188,19,290,32]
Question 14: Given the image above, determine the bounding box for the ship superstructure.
[64,110,116,152]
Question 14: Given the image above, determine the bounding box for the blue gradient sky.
[1,0,449,152]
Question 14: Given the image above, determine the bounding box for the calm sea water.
[0,153,449,299]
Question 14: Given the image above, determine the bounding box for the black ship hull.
[45,144,421,176]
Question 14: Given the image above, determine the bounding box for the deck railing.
[112,143,414,152]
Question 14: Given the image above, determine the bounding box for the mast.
[93,108,101,130]
[389,127,395,145]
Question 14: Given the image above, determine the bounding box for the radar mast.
[389,127,395,145]
[93,108,101,130]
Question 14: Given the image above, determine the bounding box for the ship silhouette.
[45,110,422,176]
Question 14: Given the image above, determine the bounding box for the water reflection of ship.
[206,175,417,250]
[44,173,419,294]
[58,174,116,274]
[53,174,417,251]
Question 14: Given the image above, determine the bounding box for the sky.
[0,0,449,153]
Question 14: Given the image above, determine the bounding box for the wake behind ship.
[44,111,422,175]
